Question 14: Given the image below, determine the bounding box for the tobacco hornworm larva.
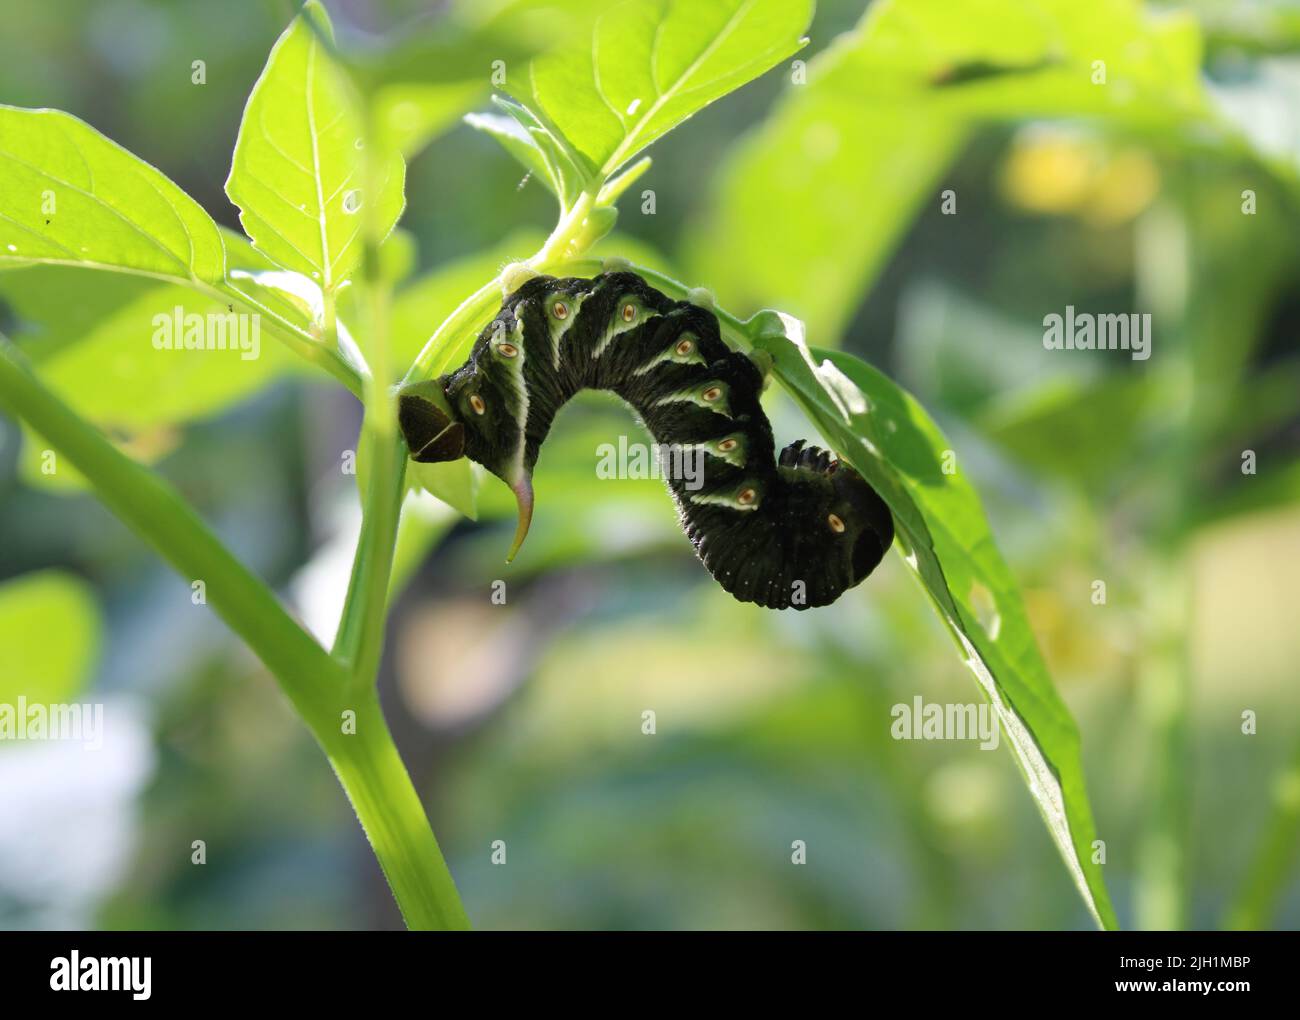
[398,271,894,609]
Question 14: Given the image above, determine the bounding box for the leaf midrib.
[305,35,332,292]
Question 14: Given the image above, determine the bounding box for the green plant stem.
[202,279,365,400]
[332,100,409,691]
[1126,202,1196,932]
[0,332,469,930]
[334,684,468,929]
[529,190,596,268]
[321,687,471,930]
[0,334,342,715]
[322,100,471,928]
[333,429,406,686]
[405,195,618,382]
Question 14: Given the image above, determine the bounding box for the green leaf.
[689,15,962,341]
[0,261,306,493]
[217,226,351,359]
[410,458,481,520]
[755,320,1118,929]
[0,267,298,433]
[693,96,960,343]
[0,104,226,284]
[465,102,573,204]
[693,0,1209,344]
[509,0,813,181]
[0,570,101,705]
[225,0,406,293]
[467,95,599,212]
[464,109,556,191]
[352,0,602,91]
[832,0,1206,123]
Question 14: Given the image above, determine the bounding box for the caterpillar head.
[398,378,464,463]
[398,353,535,563]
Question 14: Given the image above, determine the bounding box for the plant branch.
[528,189,596,268]
[0,330,471,930]
[321,688,471,929]
[0,333,345,719]
[332,428,406,686]
[288,69,473,932]
[202,278,366,400]
[332,101,406,687]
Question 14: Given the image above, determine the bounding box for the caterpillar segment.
[398,272,894,609]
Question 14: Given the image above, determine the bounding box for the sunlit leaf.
[756,321,1118,930]
[352,0,612,158]
[0,105,225,284]
[0,267,298,434]
[694,0,1210,343]
[465,100,576,206]
[225,0,405,292]
[833,0,1206,120]
[507,0,813,181]
[409,458,481,520]
[0,262,303,492]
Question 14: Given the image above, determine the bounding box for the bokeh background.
[1,0,1298,930]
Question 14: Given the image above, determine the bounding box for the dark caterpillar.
[398,271,894,609]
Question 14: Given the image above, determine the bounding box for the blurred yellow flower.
[1001,130,1161,227]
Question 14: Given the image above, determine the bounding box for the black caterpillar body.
[398,271,894,609]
